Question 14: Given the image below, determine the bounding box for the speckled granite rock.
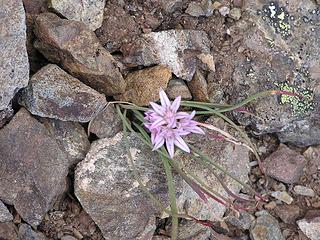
[19,64,107,122]
[0,0,29,110]
[49,0,106,31]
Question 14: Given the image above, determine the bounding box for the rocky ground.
[0,0,319,239]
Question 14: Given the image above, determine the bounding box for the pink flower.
[144,89,204,158]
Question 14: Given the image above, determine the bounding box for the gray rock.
[34,13,126,96]
[153,221,212,240]
[277,119,320,147]
[297,216,320,240]
[294,185,315,197]
[75,132,166,240]
[49,0,106,31]
[265,145,306,184]
[219,6,230,16]
[0,0,29,110]
[250,211,284,240]
[89,105,122,139]
[122,30,211,81]
[177,221,212,240]
[0,201,13,222]
[160,0,184,14]
[19,64,107,122]
[225,212,255,230]
[185,0,213,17]
[60,236,77,240]
[0,108,69,227]
[166,78,192,100]
[271,191,293,204]
[218,0,320,146]
[40,118,90,165]
[173,117,250,221]
[75,117,250,238]
[304,145,320,172]
[229,8,242,20]
[18,223,48,240]
[0,105,14,129]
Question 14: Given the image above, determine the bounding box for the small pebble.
[229,8,242,20]
[61,236,78,240]
[264,201,277,210]
[271,191,293,204]
[294,185,315,197]
[219,6,230,16]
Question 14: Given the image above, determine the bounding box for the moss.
[275,82,315,116]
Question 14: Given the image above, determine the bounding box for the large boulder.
[34,13,126,96]
[0,108,70,227]
[0,0,29,110]
[209,0,320,146]
[19,64,107,122]
[122,30,212,81]
[49,0,106,31]
[75,132,166,240]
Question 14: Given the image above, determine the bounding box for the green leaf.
[160,154,178,240]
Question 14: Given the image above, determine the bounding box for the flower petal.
[150,102,165,115]
[166,137,175,158]
[174,136,190,153]
[171,96,181,113]
[150,118,166,129]
[152,136,165,151]
[190,126,205,134]
[159,89,171,108]
[190,110,196,118]
[151,130,158,143]
[175,112,191,119]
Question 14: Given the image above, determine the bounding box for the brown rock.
[0,108,69,227]
[89,105,122,139]
[115,65,172,106]
[19,64,107,122]
[34,13,126,96]
[26,14,47,74]
[0,223,18,240]
[265,145,307,184]
[22,0,48,13]
[276,205,301,224]
[187,70,210,102]
[95,2,141,52]
[166,78,192,100]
